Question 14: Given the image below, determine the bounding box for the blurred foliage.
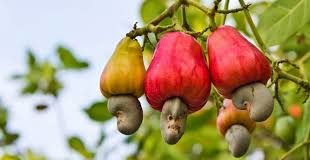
[2,0,310,159]
[0,150,46,160]
[57,46,89,70]
[84,100,112,123]
[257,0,310,47]
[67,136,94,159]
[0,101,19,147]
[12,46,88,97]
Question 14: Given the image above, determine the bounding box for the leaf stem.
[181,5,192,31]
[221,0,230,25]
[280,141,310,160]
[238,0,267,53]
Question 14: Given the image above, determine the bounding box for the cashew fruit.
[275,116,296,144]
[208,25,273,122]
[217,99,256,157]
[100,37,145,135]
[144,32,211,144]
[100,37,145,98]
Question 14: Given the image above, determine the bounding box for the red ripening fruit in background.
[288,104,302,119]
[144,32,211,144]
[217,99,256,157]
[208,25,273,122]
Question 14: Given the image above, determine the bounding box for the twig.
[217,4,251,14]
[221,0,230,25]
[280,141,310,160]
[126,23,176,38]
[181,5,192,31]
[274,79,287,114]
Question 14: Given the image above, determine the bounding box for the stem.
[222,0,229,25]
[217,4,251,14]
[238,0,267,53]
[126,23,175,38]
[150,1,182,26]
[280,141,310,160]
[181,5,192,31]
[297,52,310,65]
[126,0,182,38]
[278,70,310,91]
[186,0,211,14]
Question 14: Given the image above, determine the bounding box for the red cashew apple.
[144,32,211,144]
[217,99,256,157]
[208,25,273,122]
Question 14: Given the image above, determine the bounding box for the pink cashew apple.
[144,32,211,144]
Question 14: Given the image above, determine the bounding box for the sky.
[0,0,260,159]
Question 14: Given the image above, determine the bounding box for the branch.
[217,4,251,14]
[126,0,182,38]
[126,23,176,38]
[150,1,182,26]
[277,69,310,91]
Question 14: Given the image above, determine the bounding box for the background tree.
[0,0,309,159]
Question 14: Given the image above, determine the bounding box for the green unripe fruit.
[274,116,295,144]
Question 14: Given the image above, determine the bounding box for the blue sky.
[0,0,259,159]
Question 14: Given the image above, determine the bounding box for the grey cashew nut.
[232,82,274,122]
[225,124,251,157]
[108,95,143,135]
[160,97,188,145]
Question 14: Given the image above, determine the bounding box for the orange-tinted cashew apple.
[100,37,145,135]
[144,32,211,144]
[208,25,273,122]
[217,99,256,157]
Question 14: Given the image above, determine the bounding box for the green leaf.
[0,105,7,129]
[232,12,250,37]
[0,154,21,160]
[57,46,89,70]
[84,100,112,123]
[140,0,170,25]
[21,83,38,94]
[25,149,47,160]
[258,0,310,46]
[67,136,94,159]
[27,50,36,68]
[0,130,19,146]
[185,5,207,31]
[296,100,310,143]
